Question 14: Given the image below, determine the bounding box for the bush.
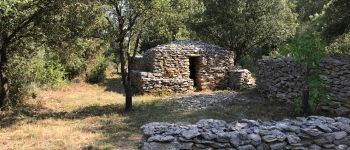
[326,32,350,57]
[86,56,108,84]
[5,49,66,106]
[278,35,330,109]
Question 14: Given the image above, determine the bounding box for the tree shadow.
[99,77,125,95]
[0,91,330,149]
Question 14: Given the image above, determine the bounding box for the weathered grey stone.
[333,131,347,140]
[230,133,241,147]
[181,126,200,139]
[256,143,269,150]
[248,134,261,146]
[197,119,226,129]
[334,137,350,145]
[313,133,335,145]
[141,116,350,150]
[286,134,301,144]
[148,135,175,142]
[301,128,323,137]
[269,142,287,150]
[237,144,256,150]
[317,124,333,133]
[262,135,277,143]
[335,145,348,150]
[323,144,336,149]
[179,142,194,150]
[309,144,322,150]
[210,142,231,149]
[142,142,181,150]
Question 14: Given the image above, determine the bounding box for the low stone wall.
[131,71,193,94]
[256,57,306,103]
[228,69,255,90]
[141,116,350,150]
[319,57,350,115]
[256,57,350,115]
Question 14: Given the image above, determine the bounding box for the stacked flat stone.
[229,69,256,90]
[256,57,306,103]
[131,40,235,94]
[141,116,350,150]
[319,57,350,116]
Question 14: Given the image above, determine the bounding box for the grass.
[0,74,297,150]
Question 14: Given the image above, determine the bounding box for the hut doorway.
[189,56,200,89]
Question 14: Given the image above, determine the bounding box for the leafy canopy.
[190,0,298,61]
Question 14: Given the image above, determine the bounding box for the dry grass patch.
[0,75,297,150]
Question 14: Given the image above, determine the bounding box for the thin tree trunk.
[0,44,10,110]
[302,67,311,116]
[302,88,311,116]
[117,39,133,112]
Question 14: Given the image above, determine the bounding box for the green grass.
[0,76,297,150]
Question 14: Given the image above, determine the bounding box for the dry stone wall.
[131,41,235,94]
[319,57,350,115]
[131,71,194,94]
[256,57,350,115]
[256,57,306,103]
[141,116,350,150]
[228,68,256,90]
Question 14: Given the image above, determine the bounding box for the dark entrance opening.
[189,57,200,89]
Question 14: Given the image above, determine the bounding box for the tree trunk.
[0,46,9,110]
[117,40,133,112]
[302,88,311,116]
[302,67,311,116]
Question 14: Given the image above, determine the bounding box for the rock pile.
[141,116,350,150]
[319,57,350,116]
[256,57,306,103]
[229,69,256,90]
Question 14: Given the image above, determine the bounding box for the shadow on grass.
[0,95,299,148]
[99,77,125,95]
[1,91,329,149]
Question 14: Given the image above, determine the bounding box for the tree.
[0,0,62,109]
[279,34,330,116]
[0,0,103,109]
[321,0,350,41]
[104,0,201,111]
[190,0,298,63]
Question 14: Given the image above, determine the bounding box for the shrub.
[278,35,330,112]
[5,49,66,106]
[86,56,108,84]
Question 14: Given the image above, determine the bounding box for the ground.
[0,73,297,150]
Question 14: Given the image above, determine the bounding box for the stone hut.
[131,40,235,94]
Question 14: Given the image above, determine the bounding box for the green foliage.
[5,49,65,106]
[326,32,350,56]
[278,35,330,108]
[279,35,327,66]
[321,0,350,41]
[190,0,298,61]
[290,0,330,22]
[86,56,108,84]
[140,0,204,51]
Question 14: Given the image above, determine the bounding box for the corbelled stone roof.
[148,40,229,51]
